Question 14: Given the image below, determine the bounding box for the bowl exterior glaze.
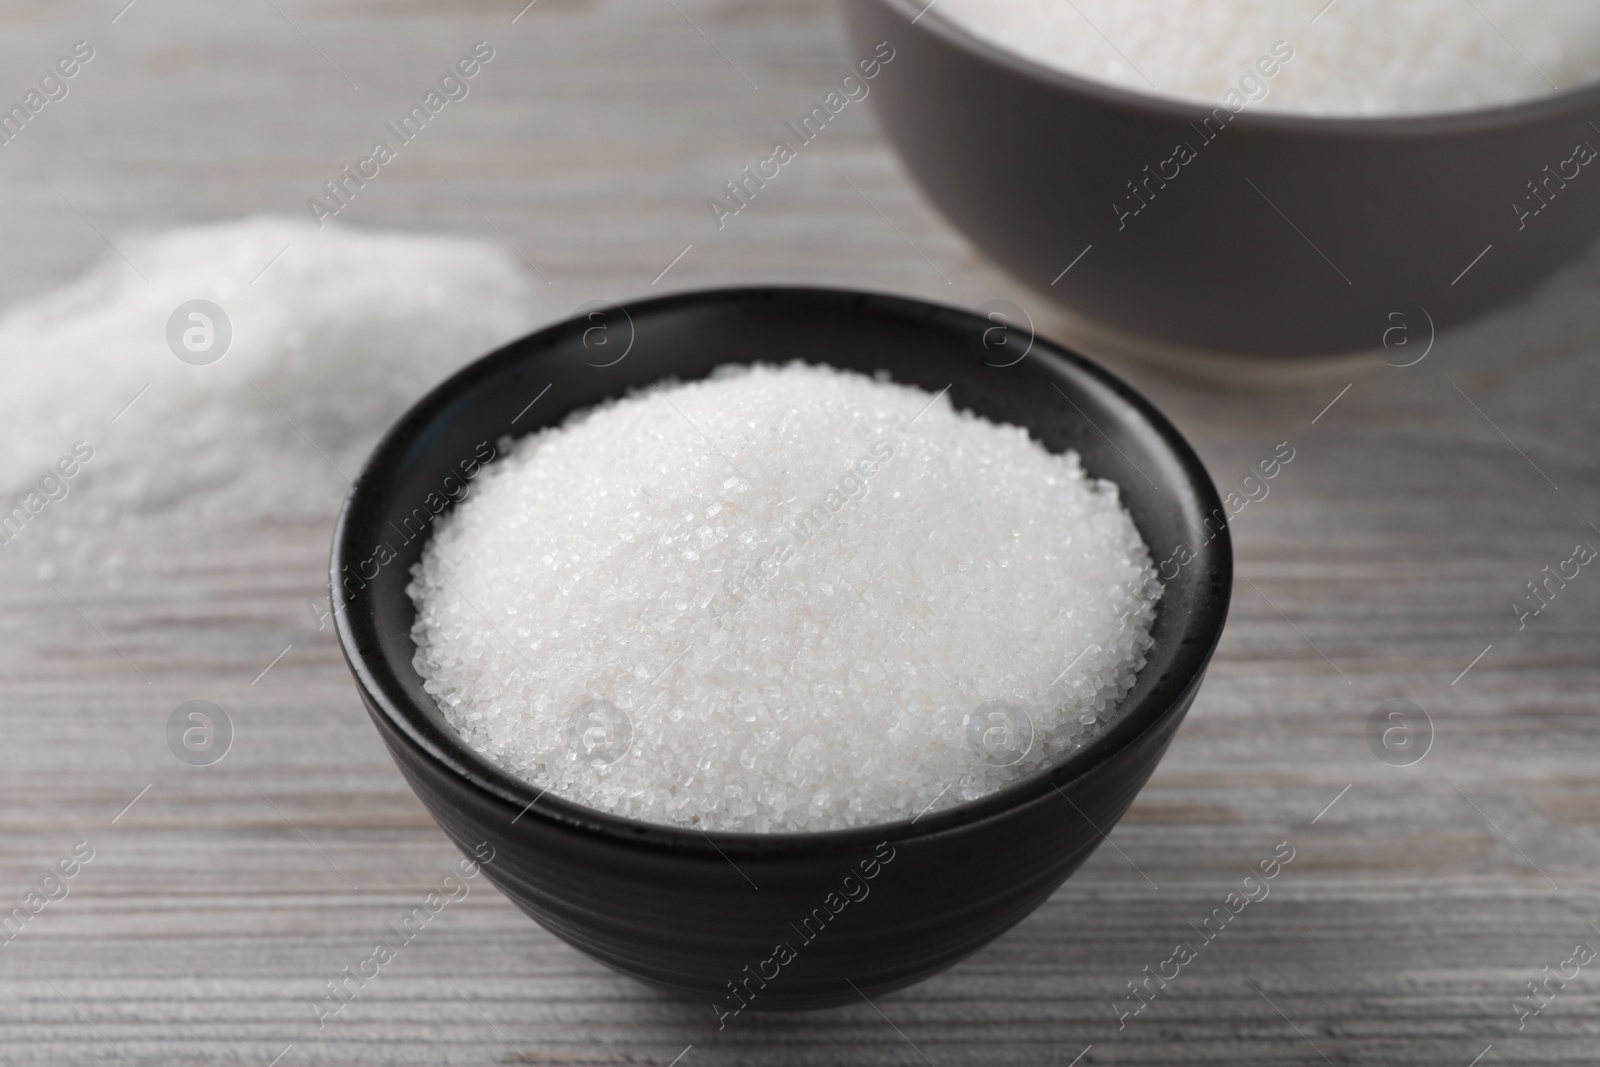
[370,687,1195,1012]
[845,0,1600,357]
[333,287,1231,1011]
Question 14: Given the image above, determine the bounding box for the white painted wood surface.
[0,1,1596,1064]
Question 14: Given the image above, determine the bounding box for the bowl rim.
[874,0,1600,133]
[332,285,1232,859]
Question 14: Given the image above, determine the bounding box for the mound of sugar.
[409,363,1161,833]
[936,0,1600,116]
[0,217,534,518]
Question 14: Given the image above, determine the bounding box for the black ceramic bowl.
[845,0,1600,362]
[332,287,1230,1011]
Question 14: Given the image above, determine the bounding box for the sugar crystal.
[409,363,1161,832]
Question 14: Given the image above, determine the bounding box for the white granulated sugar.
[937,0,1600,115]
[409,363,1161,833]
[0,217,533,517]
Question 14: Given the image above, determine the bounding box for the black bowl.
[844,0,1600,361]
[331,287,1231,1012]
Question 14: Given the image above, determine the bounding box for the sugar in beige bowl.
[844,0,1600,376]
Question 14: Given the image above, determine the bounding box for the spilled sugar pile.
[937,0,1600,115]
[409,363,1162,833]
[0,217,533,520]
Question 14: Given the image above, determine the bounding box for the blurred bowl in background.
[844,0,1600,379]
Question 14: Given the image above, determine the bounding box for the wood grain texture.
[0,1,1597,1065]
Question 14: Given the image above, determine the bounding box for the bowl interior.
[333,287,1230,849]
[894,0,1600,128]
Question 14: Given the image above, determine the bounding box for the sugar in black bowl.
[332,287,1231,1010]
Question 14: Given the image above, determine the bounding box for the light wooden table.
[1,2,1597,1065]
